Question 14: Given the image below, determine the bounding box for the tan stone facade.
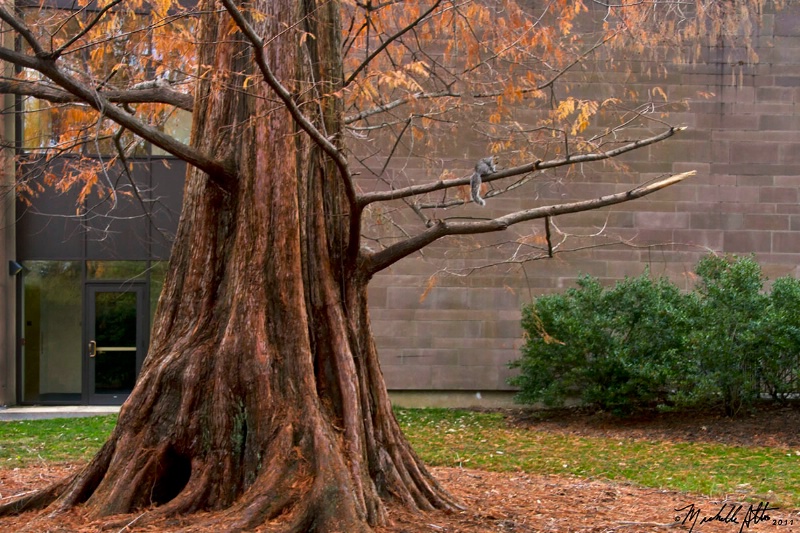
[3,5,800,408]
[370,4,800,401]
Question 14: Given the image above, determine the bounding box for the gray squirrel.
[470,155,497,207]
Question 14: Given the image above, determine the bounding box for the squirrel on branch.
[470,155,497,207]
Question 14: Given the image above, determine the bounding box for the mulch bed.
[505,402,800,450]
[2,405,799,532]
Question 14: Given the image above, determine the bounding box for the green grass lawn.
[0,415,116,465]
[1,409,797,508]
[396,408,799,509]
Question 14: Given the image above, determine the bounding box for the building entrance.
[18,261,162,405]
[85,284,147,405]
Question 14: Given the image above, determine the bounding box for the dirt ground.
[1,405,799,532]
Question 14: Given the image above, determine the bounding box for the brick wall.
[370,4,800,394]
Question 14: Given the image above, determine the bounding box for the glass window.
[18,7,194,155]
[86,259,168,341]
[21,261,82,403]
[93,290,139,394]
[86,260,149,281]
[19,260,169,403]
[151,110,193,156]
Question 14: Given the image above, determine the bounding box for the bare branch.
[344,0,443,87]
[477,32,621,97]
[358,126,686,206]
[0,5,46,57]
[361,170,696,276]
[544,216,553,258]
[344,89,456,125]
[51,0,126,59]
[0,78,194,110]
[343,31,617,126]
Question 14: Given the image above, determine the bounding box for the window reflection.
[18,6,194,155]
[19,260,167,403]
[86,260,149,280]
[94,291,138,394]
[21,261,82,403]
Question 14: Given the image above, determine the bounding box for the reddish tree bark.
[0,0,701,529]
[0,0,458,530]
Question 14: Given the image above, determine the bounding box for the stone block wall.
[370,3,800,397]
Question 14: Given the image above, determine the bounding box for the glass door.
[85,284,147,404]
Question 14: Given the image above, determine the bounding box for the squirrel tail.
[471,173,486,206]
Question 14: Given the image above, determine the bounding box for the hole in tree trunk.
[150,446,192,506]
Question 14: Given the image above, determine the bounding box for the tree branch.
[0,78,194,110]
[344,89,456,125]
[51,0,126,59]
[0,3,236,187]
[0,5,45,57]
[343,32,617,126]
[344,0,443,87]
[361,170,696,276]
[0,41,234,190]
[358,126,686,206]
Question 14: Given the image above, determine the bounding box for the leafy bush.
[759,276,800,403]
[684,255,767,415]
[511,254,800,416]
[509,273,692,415]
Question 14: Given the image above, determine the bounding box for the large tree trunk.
[0,0,457,530]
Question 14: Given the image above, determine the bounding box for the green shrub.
[684,255,767,415]
[511,254,800,416]
[759,276,800,402]
[510,273,692,415]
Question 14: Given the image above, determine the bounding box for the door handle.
[88,340,97,358]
